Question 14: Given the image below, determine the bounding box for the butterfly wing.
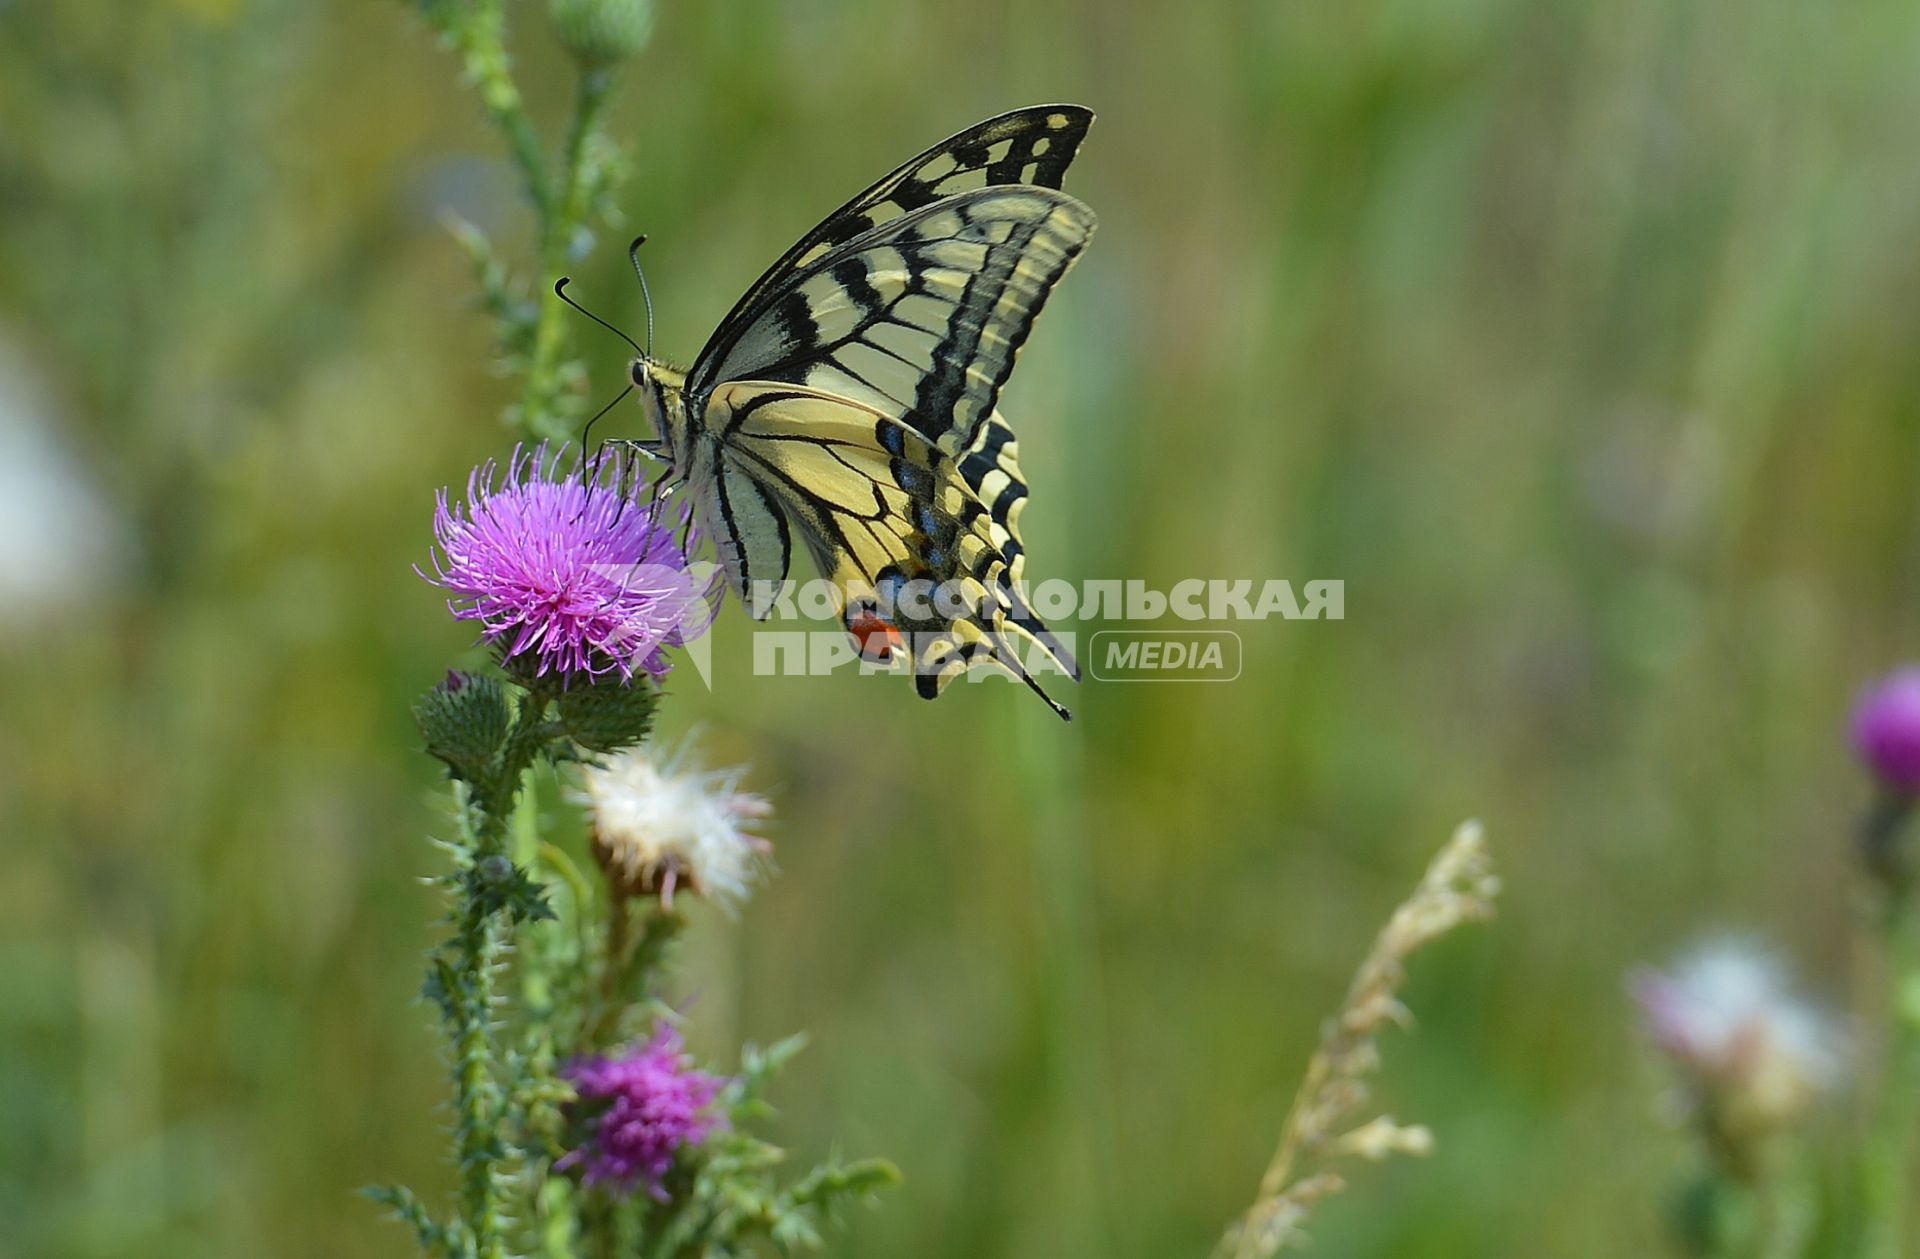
[682,418,792,616]
[691,182,1093,627]
[690,103,1094,390]
[694,381,1079,719]
[679,108,1096,718]
[689,183,1095,440]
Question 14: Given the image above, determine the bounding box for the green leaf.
[421,957,461,1026]
[362,1182,456,1255]
[465,855,557,924]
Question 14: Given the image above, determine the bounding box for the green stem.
[521,64,616,441]
[514,787,552,1024]
[444,0,552,218]
[474,693,551,833]
[452,804,509,1259]
[582,1192,619,1259]
[591,894,635,1047]
[1756,1157,1814,1259]
[449,694,552,1259]
[1866,899,1920,1259]
[512,787,566,1254]
[585,901,683,1048]
[624,908,684,1012]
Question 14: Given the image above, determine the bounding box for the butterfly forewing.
[696,187,1095,452]
[689,104,1093,393]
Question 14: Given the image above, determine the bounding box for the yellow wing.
[690,104,1094,381]
[698,380,1079,719]
[676,109,1097,718]
[692,184,1095,459]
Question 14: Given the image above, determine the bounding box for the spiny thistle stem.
[447,693,552,1259]
[452,798,509,1259]
[511,792,565,1257]
[415,0,627,445]
[435,0,553,219]
[472,694,553,834]
[522,65,616,439]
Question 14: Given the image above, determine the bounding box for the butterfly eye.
[629,359,651,388]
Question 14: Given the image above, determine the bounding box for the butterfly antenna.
[553,277,644,356]
[628,235,656,357]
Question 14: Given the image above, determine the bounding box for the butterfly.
[617,105,1096,720]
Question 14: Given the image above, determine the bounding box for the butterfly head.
[629,356,691,472]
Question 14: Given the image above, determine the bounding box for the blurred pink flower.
[559,1027,727,1198]
[1852,667,1920,793]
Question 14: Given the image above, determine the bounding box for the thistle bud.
[1851,668,1920,887]
[558,676,658,754]
[413,670,512,783]
[548,0,652,66]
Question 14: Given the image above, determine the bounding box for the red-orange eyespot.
[846,610,902,664]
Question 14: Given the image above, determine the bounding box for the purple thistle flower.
[423,445,714,684]
[1852,667,1920,794]
[558,1027,728,1198]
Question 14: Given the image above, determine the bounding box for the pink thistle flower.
[558,1027,728,1198]
[423,445,714,684]
[1852,667,1920,794]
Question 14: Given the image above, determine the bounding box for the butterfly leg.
[597,439,669,528]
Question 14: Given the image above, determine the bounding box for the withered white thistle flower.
[1630,940,1844,1154]
[575,740,772,910]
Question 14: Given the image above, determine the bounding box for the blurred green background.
[6,0,1920,1255]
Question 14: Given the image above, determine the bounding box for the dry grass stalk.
[1217,820,1500,1259]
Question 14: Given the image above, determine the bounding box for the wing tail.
[911,622,1073,722]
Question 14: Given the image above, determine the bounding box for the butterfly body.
[624,106,1097,720]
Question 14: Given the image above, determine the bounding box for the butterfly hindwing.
[948,410,1077,677]
[685,423,793,619]
[699,381,1078,716]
